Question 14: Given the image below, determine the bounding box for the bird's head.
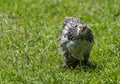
[77,23,88,35]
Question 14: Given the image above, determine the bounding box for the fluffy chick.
[60,17,94,68]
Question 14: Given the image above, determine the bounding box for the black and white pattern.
[60,17,94,68]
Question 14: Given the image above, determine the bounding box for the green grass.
[0,0,120,83]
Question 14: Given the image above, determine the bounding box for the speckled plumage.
[60,17,94,68]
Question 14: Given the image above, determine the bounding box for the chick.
[60,17,94,68]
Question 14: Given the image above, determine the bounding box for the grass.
[0,0,120,83]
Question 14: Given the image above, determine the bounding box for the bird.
[59,17,94,68]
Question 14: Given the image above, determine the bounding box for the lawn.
[0,0,120,84]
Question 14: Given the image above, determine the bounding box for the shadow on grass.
[78,62,97,72]
[61,62,99,73]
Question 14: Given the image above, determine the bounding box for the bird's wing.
[60,17,74,56]
[86,28,94,44]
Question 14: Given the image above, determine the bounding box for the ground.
[0,0,120,83]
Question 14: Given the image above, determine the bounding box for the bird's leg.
[62,56,80,68]
[82,54,90,66]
